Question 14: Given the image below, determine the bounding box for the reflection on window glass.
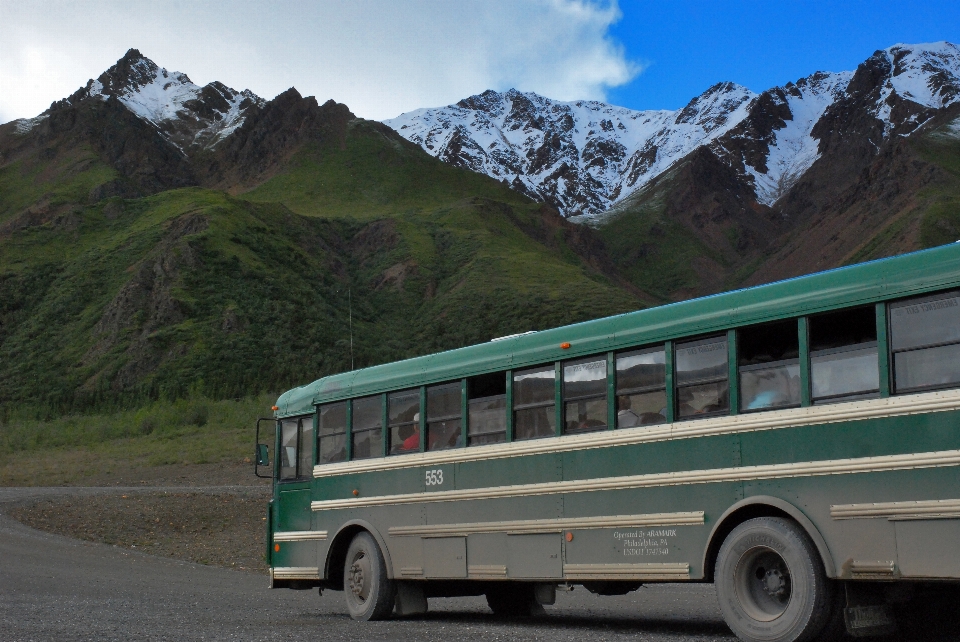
[563,357,607,434]
[616,347,666,427]
[427,382,462,451]
[808,306,878,404]
[676,337,728,418]
[514,366,555,406]
[676,337,728,385]
[300,415,316,472]
[468,372,506,445]
[891,292,960,393]
[617,348,665,391]
[895,343,960,391]
[890,294,960,351]
[389,389,420,455]
[811,345,878,403]
[514,366,556,440]
[317,404,345,465]
[563,358,606,399]
[351,395,382,460]
[279,419,298,480]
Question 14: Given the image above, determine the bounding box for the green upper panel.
[275,243,960,416]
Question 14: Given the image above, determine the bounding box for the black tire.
[343,532,395,621]
[715,517,835,642]
[485,583,543,617]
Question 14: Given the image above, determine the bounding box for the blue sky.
[607,0,960,110]
[1,0,959,123]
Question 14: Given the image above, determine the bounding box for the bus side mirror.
[256,444,270,466]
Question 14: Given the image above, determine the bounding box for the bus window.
[388,389,421,454]
[427,382,462,451]
[890,290,960,393]
[615,346,666,427]
[317,403,346,464]
[563,356,607,434]
[675,336,729,419]
[513,365,556,440]
[279,418,299,480]
[300,415,314,475]
[810,307,878,404]
[739,320,801,412]
[351,395,383,460]
[468,372,506,445]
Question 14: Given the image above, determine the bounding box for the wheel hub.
[347,553,370,602]
[735,546,793,622]
[761,567,787,598]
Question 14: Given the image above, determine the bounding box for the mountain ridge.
[384,41,960,221]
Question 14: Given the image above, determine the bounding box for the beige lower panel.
[313,449,960,511]
[272,567,321,580]
[848,560,897,579]
[400,567,424,577]
[273,530,328,542]
[388,511,704,537]
[563,563,690,581]
[468,565,508,579]
[831,498,960,520]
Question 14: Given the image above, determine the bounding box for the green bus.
[256,244,960,641]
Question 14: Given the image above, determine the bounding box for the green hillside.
[0,116,641,419]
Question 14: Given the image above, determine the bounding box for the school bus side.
[264,244,960,638]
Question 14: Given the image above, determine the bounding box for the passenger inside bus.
[742,368,797,410]
[398,416,420,451]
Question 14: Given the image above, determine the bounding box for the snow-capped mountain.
[19,49,264,152]
[384,83,756,218]
[385,42,960,219]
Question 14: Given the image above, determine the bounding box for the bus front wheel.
[715,517,835,642]
[343,532,396,621]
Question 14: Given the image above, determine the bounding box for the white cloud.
[0,0,640,124]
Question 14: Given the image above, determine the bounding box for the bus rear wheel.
[715,517,834,642]
[343,532,395,621]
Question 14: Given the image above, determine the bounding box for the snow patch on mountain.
[744,71,853,206]
[12,114,49,134]
[877,42,960,136]
[79,51,264,151]
[385,84,756,219]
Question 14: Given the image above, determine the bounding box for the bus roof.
[275,243,960,417]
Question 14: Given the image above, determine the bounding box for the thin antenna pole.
[348,287,354,370]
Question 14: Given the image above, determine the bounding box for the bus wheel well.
[325,525,368,591]
[704,503,794,582]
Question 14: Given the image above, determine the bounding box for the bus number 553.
[425,469,444,486]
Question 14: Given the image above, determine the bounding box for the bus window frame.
[316,402,347,466]
[562,354,609,435]
[512,363,558,441]
[614,345,668,429]
[888,290,960,396]
[674,334,730,420]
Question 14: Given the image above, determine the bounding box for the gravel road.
[4,487,957,642]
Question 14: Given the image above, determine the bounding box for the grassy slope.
[593,175,726,302]
[0,119,641,422]
[0,141,119,225]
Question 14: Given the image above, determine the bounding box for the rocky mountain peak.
[387,41,960,218]
[48,50,265,152]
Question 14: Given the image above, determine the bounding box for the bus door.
[273,415,315,571]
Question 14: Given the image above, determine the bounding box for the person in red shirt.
[401,413,420,451]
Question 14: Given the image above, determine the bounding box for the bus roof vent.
[490,330,537,342]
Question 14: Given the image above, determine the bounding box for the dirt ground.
[7,488,272,573]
